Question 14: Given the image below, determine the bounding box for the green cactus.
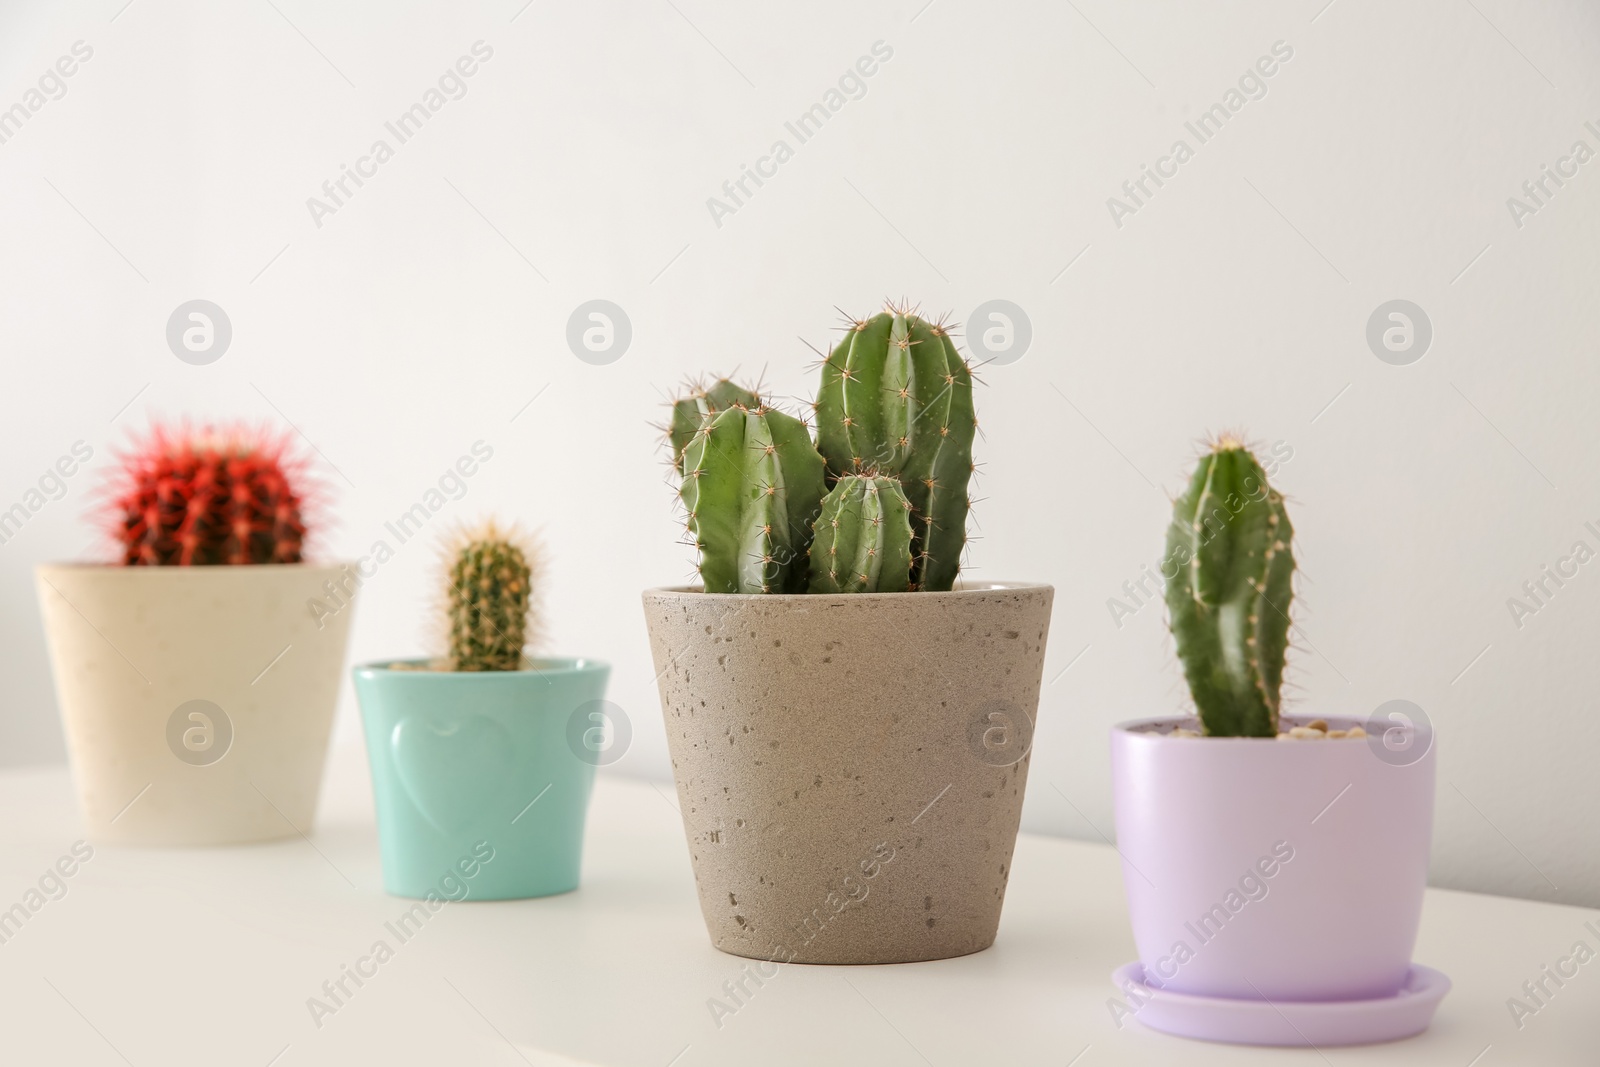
[1164,438,1295,737]
[680,401,827,594]
[669,379,761,474]
[814,305,974,592]
[446,523,541,671]
[808,474,914,594]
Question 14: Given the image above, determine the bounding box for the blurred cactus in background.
[445,521,543,671]
[103,424,310,566]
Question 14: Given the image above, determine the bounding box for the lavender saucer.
[1111,962,1451,1046]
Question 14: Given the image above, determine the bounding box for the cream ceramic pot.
[37,564,355,845]
[644,582,1054,964]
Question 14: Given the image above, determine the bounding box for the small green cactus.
[669,379,761,474]
[808,474,914,594]
[679,396,827,594]
[1165,438,1295,736]
[445,522,542,671]
[813,304,974,591]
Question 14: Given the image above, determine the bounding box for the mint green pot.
[352,658,609,900]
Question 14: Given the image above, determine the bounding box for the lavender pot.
[1110,715,1436,1003]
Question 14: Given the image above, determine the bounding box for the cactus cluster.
[104,424,310,566]
[669,302,976,596]
[1165,438,1295,737]
[444,522,543,671]
[814,308,974,591]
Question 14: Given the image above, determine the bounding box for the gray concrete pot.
[643,583,1053,964]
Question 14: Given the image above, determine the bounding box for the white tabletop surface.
[0,746,1594,1067]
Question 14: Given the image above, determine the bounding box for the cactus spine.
[808,474,914,594]
[446,522,542,671]
[669,379,760,474]
[680,399,826,594]
[814,306,974,591]
[1165,438,1295,737]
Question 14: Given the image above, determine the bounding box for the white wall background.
[1,0,1596,907]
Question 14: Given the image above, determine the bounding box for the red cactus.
[104,424,313,566]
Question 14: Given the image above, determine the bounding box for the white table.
[0,747,1593,1066]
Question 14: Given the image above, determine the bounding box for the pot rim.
[1113,713,1390,741]
[642,580,1052,603]
[353,655,609,679]
[37,561,356,574]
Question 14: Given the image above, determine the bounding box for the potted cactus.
[352,522,610,900]
[1107,438,1447,1046]
[36,424,355,845]
[643,303,1054,965]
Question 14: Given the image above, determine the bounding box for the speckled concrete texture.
[644,583,1054,964]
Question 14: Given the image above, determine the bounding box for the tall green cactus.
[446,523,540,671]
[814,306,974,591]
[808,474,914,594]
[680,400,826,594]
[669,379,760,474]
[1165,439,1295,737]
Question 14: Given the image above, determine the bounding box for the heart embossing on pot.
[391,715,516,833]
